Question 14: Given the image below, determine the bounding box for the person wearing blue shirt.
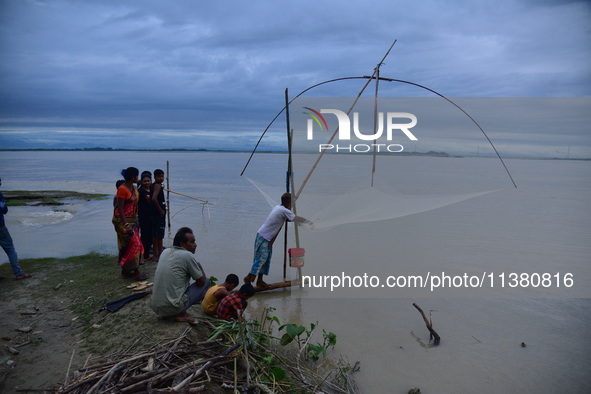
[0,178,32,280]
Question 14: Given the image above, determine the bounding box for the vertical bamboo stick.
[371,64,381,187]
[284,88,304,284]
[289,128,303,284]
[166,160,171,237]
[283,88,291,281]
[295,39,397,199]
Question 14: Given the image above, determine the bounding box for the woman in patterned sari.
[112,167,147,280]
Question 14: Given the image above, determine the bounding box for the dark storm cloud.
[0,0,589,155]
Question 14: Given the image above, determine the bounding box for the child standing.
[138,172,153,262]
[151,169,166,261]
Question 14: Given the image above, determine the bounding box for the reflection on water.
[410,330,439,350]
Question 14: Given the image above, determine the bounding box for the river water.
[1,150,590,393]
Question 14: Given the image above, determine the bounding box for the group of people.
[2,166,309,325]
[112,167,166,281]
[148,226,255,324]
[113,167,311,324]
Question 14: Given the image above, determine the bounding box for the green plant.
[206,306,349,391]
[278,322,337,363]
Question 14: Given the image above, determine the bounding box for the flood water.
[1,150,590,393]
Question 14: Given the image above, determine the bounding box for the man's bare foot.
[244,273,256,284]
[174,312,197,325]
[256,280,270,288]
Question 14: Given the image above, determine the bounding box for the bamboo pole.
[289,127,299,249]
[283,87,292,282]
[166,160,171,237]
[371,63,381,187]
[295,39,397,200]
[284,88,304,285]
[283,217,288,281]
[288,128,302,284]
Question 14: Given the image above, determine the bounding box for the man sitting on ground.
[201,273,240,316]
[216,283,255,321]
[150,227,210,324]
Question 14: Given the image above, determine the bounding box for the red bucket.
[288,248,305,268]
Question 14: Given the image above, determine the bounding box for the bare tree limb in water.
[413,303,441,345]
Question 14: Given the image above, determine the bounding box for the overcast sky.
[0,0,590,157]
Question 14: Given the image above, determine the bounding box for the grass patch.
[8,253,191,356]
[35,253,122,325]
[2,253,122,325]
[1,253,133,350]
[2,252,167,356]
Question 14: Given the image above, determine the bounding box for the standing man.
[244,192,311,287]
[150,227,210,324]
[0,178,32,280]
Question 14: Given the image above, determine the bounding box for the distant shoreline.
[1,148,589,160]
[0,147,272,153]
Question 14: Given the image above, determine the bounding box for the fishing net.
[285,97,511,231]
[242,96,589,298]
[242,96,517,297]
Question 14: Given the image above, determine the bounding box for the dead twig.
[171,343,241,392]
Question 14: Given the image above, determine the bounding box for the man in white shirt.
[244,192,311,287]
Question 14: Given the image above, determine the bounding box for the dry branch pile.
[57,317,358,394]
[58,327,240,393]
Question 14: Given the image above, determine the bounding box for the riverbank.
[0,253,358,393]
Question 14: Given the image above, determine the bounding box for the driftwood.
[412,303,441,345]
[254,280,295,292]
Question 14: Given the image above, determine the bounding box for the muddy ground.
[0,259,357,394]
[0,257,194,393]
[1,273,79,392]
